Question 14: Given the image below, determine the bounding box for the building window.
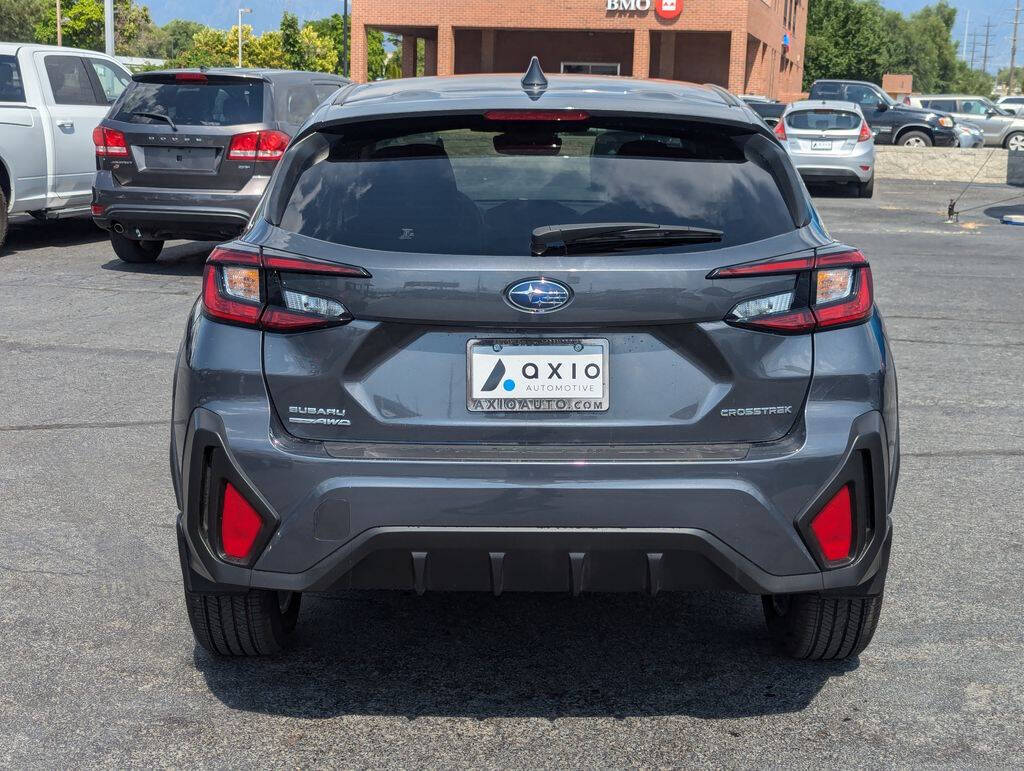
[561,62,621,76]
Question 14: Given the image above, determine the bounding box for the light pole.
[341,0,349,78]
[56,0,62,46]
[237,8,252,68]
[104,0,114,56]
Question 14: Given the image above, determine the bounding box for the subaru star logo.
[505,278,572,314]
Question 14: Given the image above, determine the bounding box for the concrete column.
[481,29,496,72]
[631,29,650,78]
[424,37,438,76]
[401,34,417,78]
[657,31,676,79]
[350,23,368,83]
[437,25,455,76]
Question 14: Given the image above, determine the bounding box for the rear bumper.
[792,158,873,184]
[175,405,896,597]
[91,171,266,241]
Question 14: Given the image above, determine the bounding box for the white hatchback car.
[774,100,875,198]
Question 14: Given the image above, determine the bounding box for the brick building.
[350,0,807,101]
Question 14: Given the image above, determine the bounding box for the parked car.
[741,96,785,127]
[92,68,347,263]
[955,120,986,148]
[172,62,898,660]
[774,100,875,197]
[905,95,1024,151]
[996,95,1024,114]
[808,79,957,147]
[0,43,132,250]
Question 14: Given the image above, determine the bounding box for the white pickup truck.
[0,43,132,250]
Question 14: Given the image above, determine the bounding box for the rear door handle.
[57,120,74,129]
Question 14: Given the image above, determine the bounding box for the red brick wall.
[351,0,807,99]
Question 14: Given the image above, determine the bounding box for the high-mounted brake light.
[858,121,872,142]
[175,72,208,82]
[484,110,590,121]
[773,120,787,141]
[220,482,264,560]
[809,485,854,563]
[712,250,874,334]
[201,246,369,332]
[227,130,291,162]
[92,126,129,158]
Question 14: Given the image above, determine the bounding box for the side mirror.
[986,108,998,117]
[876,101,888,112]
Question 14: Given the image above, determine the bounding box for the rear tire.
[1004,131,1024,152]
[898,130,932,148]
[110,231,163,263]
[858,176,875,198]
[185,588,301,656]
[762,592,883,660]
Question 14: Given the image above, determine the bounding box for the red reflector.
[90,203,105,216]
[773,120,787,141]
[810,485,854,562]
[484,110,590,121]
[175,72,208,81]
[220,483,263,559]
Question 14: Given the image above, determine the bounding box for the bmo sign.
[606,0,682,19]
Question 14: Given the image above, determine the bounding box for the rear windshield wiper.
[129,111,177,131]
[531,222,723,256]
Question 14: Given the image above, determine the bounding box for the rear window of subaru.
[275,115,802,255]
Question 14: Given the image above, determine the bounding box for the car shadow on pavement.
[983,202,1024,221]
[100,241,213,276]
[805,183,860,199]
[196,591,856,719]
[1,216,107,256]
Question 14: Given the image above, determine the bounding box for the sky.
[148,0,1022,73]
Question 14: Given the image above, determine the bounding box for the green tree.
[248,30,287,69]
[950,62,994,96]
[366,28,387,79]
[0,0,46,43]
[280,11,303,69]
[34,0,152,54]
[305,13,348,74]
[169,25,233,68]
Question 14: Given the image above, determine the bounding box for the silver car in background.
[907,95,1024,150]
[775,100,875,198]
[955,121,985,148]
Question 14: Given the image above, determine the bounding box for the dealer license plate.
[467,338,609,412]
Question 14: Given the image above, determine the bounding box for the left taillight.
[201,246,369,332]
[227,130,290,162]
[710,249,874,334]
[92,126,129,158]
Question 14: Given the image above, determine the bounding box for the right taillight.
[711,249,873,334]
[201,246,370,332]
[93,126,129,157]
[227,130,290,162]
[857,121,872,142]
[773,120,787,141]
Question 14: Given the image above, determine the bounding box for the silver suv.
[906,95,1024,150]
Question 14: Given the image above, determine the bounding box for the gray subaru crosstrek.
[172,61,898,660]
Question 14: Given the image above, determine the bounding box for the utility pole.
[55,0,62,46]
[237,8,252,68]
[1010,1,1021,95]
[341,0,349,78]
[104,0,114,56]
[982,18,993,73]
[969,31,978,69]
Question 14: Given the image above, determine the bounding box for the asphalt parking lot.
[1,178,1022,766]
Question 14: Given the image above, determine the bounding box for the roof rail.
[704,84,743,107]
